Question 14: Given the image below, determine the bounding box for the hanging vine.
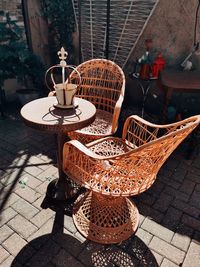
[42,0,75,64]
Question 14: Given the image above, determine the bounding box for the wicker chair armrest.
[112,94,124,133]
[63,140,105,159]
[63,141,113,185]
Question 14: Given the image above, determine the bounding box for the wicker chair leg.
[72,191,139,244]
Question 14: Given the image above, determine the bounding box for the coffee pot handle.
[45,65,82,92]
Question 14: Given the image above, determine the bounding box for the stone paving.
[0,103,200,267]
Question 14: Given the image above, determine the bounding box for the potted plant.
[16,51,46,105]
[0,11,45,106]
[0,11,21,114]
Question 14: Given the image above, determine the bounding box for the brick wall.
[0,0,25,28]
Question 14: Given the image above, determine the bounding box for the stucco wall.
[125,0,200,72]
[124,0,200,115]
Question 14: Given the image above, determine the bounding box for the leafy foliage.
[0,11,45,90]
[0,11,24,87]
[42,0,75,64]
[17,52,46,89]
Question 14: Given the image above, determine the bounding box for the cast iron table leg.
[137,79,151,118]
[46,132,74,201]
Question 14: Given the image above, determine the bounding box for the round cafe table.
[21,96,96,201]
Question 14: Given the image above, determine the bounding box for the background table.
[21,96,96,200]
[160,69,200,120]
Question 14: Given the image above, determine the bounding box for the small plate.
[53,100,78,109]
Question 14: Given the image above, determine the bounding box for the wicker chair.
[67,59,125,143]
[63,115,200,244]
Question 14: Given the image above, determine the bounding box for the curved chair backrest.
[116,115,200,195]
[70,59,125,131]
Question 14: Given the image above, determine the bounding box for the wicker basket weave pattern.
[63,114,200,243]
[73,191,139,244]
[68,59,125,143]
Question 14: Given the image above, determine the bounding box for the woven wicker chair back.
[70,59,125,114]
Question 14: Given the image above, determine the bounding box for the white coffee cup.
[54,83,77,106]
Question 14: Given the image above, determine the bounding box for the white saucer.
[53,100,78,109]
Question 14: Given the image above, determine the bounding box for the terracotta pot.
[139,64,152,79]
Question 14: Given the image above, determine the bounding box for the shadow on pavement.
[11,204,159,267]
[11,233,159,267]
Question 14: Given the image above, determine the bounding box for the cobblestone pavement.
[0,104,200,267]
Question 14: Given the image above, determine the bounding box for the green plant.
[0,11,24,88]
[17,51,45,90]
[42,0,75,64]
[0,11,45,91]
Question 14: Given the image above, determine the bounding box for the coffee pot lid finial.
[45,47,81,91]
[57,47,68,67]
